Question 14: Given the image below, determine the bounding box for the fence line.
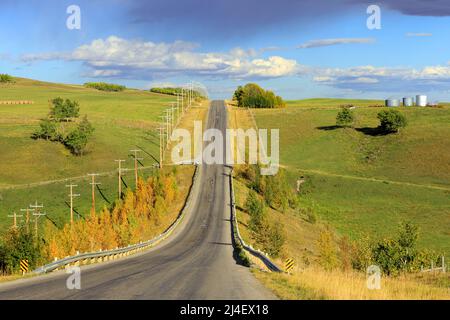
[421,256,446,273]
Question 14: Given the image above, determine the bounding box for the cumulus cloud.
[307,64,450,92]
[298,38,375,49]
[22,36,298,80]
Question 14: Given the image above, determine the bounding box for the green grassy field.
[245,99,450,256]
[0,78,175,233]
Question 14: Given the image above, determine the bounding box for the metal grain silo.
[385,98,400,107]
[416,95,427,107]
[403,97,413,107]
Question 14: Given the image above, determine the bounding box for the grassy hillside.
[229,98,450,258]
[229,99,449,299]
[0,77,178,232]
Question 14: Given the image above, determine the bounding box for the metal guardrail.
[34,165,200,274]
[229,168,282,273]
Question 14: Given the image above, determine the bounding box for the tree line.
[233,83,285,108]
[84,82,126,92]
[0,74,14,84]
[150,87,204,98]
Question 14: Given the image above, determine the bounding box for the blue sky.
[1,0,450,100]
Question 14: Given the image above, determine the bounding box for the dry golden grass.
[253,267,450,300]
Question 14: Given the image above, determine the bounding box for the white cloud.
[307,64,450,92]
[21,36,297,80]
[297,38,375,49]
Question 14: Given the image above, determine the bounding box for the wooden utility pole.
[129,149,143,188]
[115,159,126,199]
[170,103,176,129]
[165,109,172,142]
[88,173,100,215]
[189,82,192,106]
[7,212,23,229]
[66,184,80,225]
[30,200,44,230]
[157,126,165,168]
[181,88,184,112]
[33,211,46,237]
[20,207,34,233]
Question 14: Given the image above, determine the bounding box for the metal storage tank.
[385,98,400,107]
[416,95,427,107]
[403,97,414,107]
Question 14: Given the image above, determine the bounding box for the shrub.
[317,229,339,271]
[245,190,266,233]
[63,116,95,155]
[32,118,59,141]
[262,222,286,257]
[0,228,42,274]
[377,109,407,133]
[303,207,317,224]
[336,106,355,127]
[0,74,14,83]
[350,222,437,276]
[49,97,80,121]
[84,82,126,92]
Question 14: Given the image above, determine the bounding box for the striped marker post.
[285,258,295,273]
[20,259,29,275]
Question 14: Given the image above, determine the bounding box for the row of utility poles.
[7,82,199,234]
[8,201,46,237]
[157,82,196,168]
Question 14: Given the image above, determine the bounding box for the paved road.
[0,100,275,300]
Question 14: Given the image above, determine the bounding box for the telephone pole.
[33,211,46,237]
[20,207,34,233]
[88,173,101,215]
[66,184,80,225]
[115,159,126,198]
[157,126,165,168]
[189,82,192,106]
[165,109,172,142]
[7,212,23,229]
[170,104,176,130]
[181,88,184,112]
[30,201,43,221]
[129,149,143,188]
